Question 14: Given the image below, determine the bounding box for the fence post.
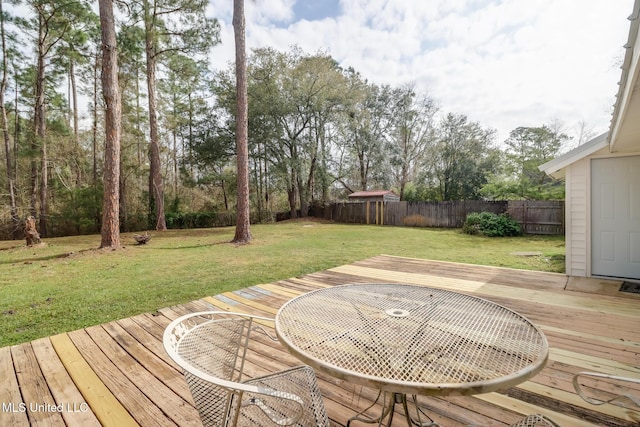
[365,202,369,225]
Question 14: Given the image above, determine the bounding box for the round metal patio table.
[275,283,549,426]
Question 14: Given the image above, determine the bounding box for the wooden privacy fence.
[506,200,565,235]
[309,200,564,235]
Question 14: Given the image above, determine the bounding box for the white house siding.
[565,148,640,279]
[564,145,618,277]
[566,157,589,277]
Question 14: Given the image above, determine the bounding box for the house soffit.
[609,0,640,153]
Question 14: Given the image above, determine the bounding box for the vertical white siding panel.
[566,158,589,277]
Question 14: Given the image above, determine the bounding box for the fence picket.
[308,200,564,235]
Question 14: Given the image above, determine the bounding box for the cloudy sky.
[206,0,634,146]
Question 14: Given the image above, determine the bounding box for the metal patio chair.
[508,371,640,426]
[573,372,640,412]
[163,311,330,427]
[510,414,560,427]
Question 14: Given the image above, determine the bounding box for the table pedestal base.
[347,391,439,427]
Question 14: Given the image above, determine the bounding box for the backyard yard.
[0,220,565,347]
[2,249,638,426]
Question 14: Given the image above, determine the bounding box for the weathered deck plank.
[49,333,137,426]
[0,346,30,426]
[31,338,102,427]
[1,255,638,426]
[11,342,66,426]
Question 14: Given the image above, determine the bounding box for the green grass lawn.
[0,220,565,347]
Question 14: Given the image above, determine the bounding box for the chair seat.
[240,366,329,426]
[510,414,560,427]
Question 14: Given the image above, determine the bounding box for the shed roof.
[348,190,398,198]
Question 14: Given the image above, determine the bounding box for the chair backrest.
[163,311,267,426]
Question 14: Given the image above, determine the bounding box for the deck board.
[11,342,66,426]
[1,255,639,426]
[30,337,102,427]
[50,332,138,426]
[0,346,30,425]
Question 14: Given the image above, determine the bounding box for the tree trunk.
[71,61,78,143]
[144,0,166,231]
[92,52,99,187]
[287,182,297,219]
[221,177,228,211]
[0,0,19,239]
[24,216,41,246]
[320,128,330,203]
[13,62,19,181]
[99,0,121,249]
[301,123,321,216]
[35,12,48,237]
[358,151,367,190]
[70,60,81,184]
[298,175,308,217]
[119,171,127,231]
[232,0,251,243]
[92,51,101,229]
[136,66,142,165]
[172,95,178,195]
[252,158,261,218]
[289,144,299,219]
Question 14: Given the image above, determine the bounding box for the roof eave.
[608,0,640,151]
[539,132,609,178]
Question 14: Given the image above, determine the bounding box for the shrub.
[463,212,521,237]
[165,211,220,229]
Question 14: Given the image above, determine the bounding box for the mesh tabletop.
[275,283,548,396]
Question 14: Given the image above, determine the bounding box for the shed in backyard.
[348,190,400,203]
[540,0,640,282]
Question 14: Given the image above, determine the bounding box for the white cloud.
[209,0,634,143]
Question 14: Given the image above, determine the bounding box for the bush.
[463,212,521,237]
[165,211,219,229]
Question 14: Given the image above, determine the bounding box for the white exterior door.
[591,156,640,280]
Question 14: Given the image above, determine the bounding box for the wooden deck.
[1,255,639,426]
